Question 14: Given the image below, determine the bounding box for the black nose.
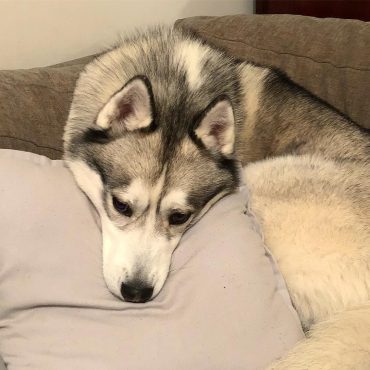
[121,282,154,303]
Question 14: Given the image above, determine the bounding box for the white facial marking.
[101,216,177,299]
[103,166,177,300]
[66,159,175,300]
[117,178,150,212]
[161,189,188,212]
[66,160,104,214]
[174,40,209,90]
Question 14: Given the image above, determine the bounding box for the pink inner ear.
[117,100,133,121]
[210,122,226,144]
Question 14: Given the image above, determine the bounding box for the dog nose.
[120,282,154,303]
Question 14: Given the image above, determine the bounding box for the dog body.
[64,27,370,368]
[240,62,370,368]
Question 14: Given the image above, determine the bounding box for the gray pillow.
[0,149,303,370]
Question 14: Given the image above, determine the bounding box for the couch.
[0,14,369,370]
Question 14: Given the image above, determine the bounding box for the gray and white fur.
[64,26,370,369]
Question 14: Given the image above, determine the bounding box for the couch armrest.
[0,56,93,159]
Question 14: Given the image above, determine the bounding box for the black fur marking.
[217,156,240,184]
[84,128,111,144]
[188,183,233,211]
[268,67,369,133]
[87,158,108,185]
[188,127,205,151]
[132,75,157,126]
[138,119,158,134]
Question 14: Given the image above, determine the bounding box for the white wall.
[0,0,254,70]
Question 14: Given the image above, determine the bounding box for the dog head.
[64,28,244,302]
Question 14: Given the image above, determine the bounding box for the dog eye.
[168,211,191,226]
[112,196,133,217]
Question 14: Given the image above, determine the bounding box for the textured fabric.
[175,14,370,129]
[0,150,303,370]
[0,56,93,159]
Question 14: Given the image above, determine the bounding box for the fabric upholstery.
[0,56,93,159]
[0,149,303,370]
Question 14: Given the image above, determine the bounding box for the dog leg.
[267,304,370,370]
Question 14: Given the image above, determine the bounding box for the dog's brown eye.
[112,196,133,217]
[169,211,191,225]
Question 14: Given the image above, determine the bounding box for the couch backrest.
[176,14,370,129]
[0,57,93,159]
[1,15,369,159]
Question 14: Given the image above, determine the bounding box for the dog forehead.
[109,138,202,206]
[165,138,217,187]
[99,131,164,186]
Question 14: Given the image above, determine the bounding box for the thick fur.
[237,51,370,369]
[244,156,370,369]
[64,27,241,301]
[64,26,370,368]
[268,304,370,370]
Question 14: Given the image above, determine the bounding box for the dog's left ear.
[194,97,235,156]
[96,76,154,132]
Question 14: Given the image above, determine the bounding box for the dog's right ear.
[193,96,235,157]
[96,76,154,132]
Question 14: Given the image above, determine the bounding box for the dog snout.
[120,281,154,303]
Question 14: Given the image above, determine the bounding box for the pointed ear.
[96,76,154,132]
[194,97,235,156]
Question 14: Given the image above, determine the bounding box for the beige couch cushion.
[175,14,370,129]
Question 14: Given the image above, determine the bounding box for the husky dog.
[64,27,370,369]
